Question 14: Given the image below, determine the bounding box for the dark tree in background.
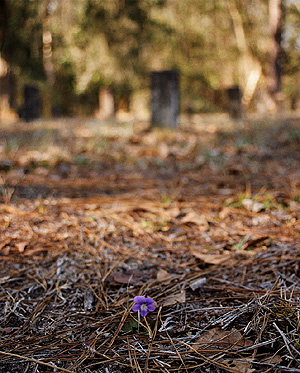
[0,0,6,52]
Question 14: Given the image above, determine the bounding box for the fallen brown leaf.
[0,238,11,251]
[156,268,172,283]
[191,249,232,265]
[262,355,282,364]
[193,327,253,351]
[222,358,255,373]
[181,211,209,231]
[110,269,143,285]
[163,291,186,306]
[14,241,28,253]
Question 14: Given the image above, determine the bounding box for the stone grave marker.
[151,70,179,127]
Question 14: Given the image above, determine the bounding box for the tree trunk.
[0,0,6,52]
[268,0,284,112]
[226,86,243,119]
[0,0,17,121]
[227,0,262,109]
[42,14,54,117]
[19,85,41,121]
[98,88,115,119]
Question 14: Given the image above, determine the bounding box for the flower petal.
[132,304,141,312]
[133,296,146,304]
[144,297,154,305]
[147,304,156,312]
[140,309,148,317]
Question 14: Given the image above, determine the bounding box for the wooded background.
[0,0,299,119]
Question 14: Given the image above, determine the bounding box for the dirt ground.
[1,115,300,372]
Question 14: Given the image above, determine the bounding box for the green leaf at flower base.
[122,319,139,334]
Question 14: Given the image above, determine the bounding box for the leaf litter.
[1,116,300,372]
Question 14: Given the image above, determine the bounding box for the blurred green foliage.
[1,0,300,116]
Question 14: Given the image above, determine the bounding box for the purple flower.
[132,296,156,317]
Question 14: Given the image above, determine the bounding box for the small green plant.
[74,155,93,166]
[141,218,167,232]
[37,195,46,214]
[224,193,248,208]
[270,297,300,332]
[226,189,283,211]
[122,318,139,333]
[232,238,246,251]
[161,195,172,205]
[38,160,50,168]
[5,138,20,154]
[288,129,300,143]
[0,177,14,204]
[254,193,276,210]
[141,220,154,231]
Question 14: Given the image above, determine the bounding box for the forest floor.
[1,114,300,372]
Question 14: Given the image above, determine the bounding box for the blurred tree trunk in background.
[42,0,55,117]
[97,88,115,120]
[0,0,16,120]
[227,0,262,110]
[0,0,6,52]
[226,85,243,119]
[19,84,41,121]
[268,0,284,112]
